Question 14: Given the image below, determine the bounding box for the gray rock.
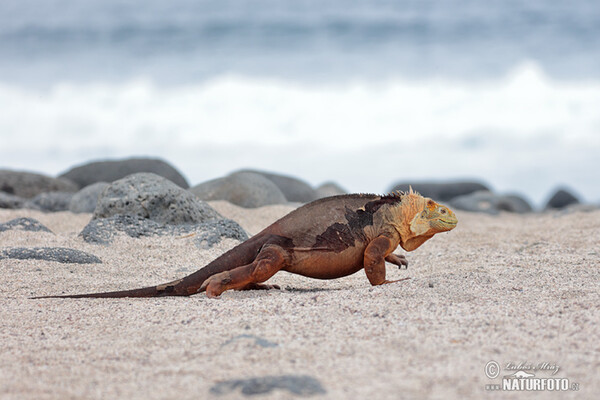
[210,375,326,396]
[193,219,249,249]
[241,169,317,203]
[94,173,220,224]
[69,182,110,213]
[79,174,245,245]
[545,188,580,209]
[0,192,25,209]
[190,171,287,208]
[449,191,533,214]
[389,181,490,202]
[0,217,53,233]
[81,215,167,244]
[497,194,533,213]
[0,169,78,198]
[0,247,101,264]
[555,203,600,215]
[80,214,247,245]
[315,182,348,198]
[26,192,74,212]
[80,215,167,244]
[221,334,279,348]
[59,157,189,189]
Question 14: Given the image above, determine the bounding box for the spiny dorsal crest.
[382,186,422,201]
[381,187,426,222]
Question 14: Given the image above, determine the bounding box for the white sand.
[1,203,599,399]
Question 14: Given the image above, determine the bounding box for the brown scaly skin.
[32,190,457,299]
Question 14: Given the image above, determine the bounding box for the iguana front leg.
[364,236,408,285]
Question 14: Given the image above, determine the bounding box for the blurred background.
[0,0,598,207]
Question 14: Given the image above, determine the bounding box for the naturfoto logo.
[484,360,579,392]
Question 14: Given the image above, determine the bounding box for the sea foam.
[0,61,598,206]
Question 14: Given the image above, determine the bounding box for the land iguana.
[33,189,457,299]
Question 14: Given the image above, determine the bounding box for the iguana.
[33,190,457,299]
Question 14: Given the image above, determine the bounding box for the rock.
[241,169,317,203]
[59,157,189,189]
[221,334,278,348]
[210,375,326,396]
[555,203,600,215]
[94,173,220,224]
[497,194,533,213]
[193,219,249,249]
[221,333,279,348]
[0,218,53,233]
[190,171,287,208]
[69,182,110,213]
[389,181,490,202]
[26,192,74,212]
[449,191,533,214]
[545,188,580,209]
[0,169,78,198]
[81,215,168,244]
[0,192,25,209]
[80,214,247,245]
[315,182,348,198]
[0,247,101,264]
[80,173,246,245]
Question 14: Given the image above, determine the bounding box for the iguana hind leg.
[200,245,287,298]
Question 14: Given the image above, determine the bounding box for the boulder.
[80,214,248,245]
[69,182,110,213]
[315,182,348,199]
[545,188,580,210]
[26,192,73,212]
[449,191,533,214]
[59,157,189,189]
[0,247,101,264]
[241,169,318,203]
[210,375,326,396]
[193,219,249,249]
[0,169,77,198]
[389,181,490,202]
[81,173,246,245]
[190,171,287,208]
[0,192,25,209]
[0,218,53,233]
[557,204,600,214]
[497,194,533,213]
[93,173,219,224]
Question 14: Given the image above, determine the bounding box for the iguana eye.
[439,208,446,214]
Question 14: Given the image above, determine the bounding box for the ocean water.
[0,0,599,207]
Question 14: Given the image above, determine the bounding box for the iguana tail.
[31,233,270,299]
[31,285,169,299]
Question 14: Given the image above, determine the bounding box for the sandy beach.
[1,202,599,399]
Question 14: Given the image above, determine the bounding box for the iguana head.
[386,188,458,251]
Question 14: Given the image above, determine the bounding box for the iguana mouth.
[432,216,458,231]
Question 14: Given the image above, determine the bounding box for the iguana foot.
[200,271,231,298]
[385,253,408,269]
